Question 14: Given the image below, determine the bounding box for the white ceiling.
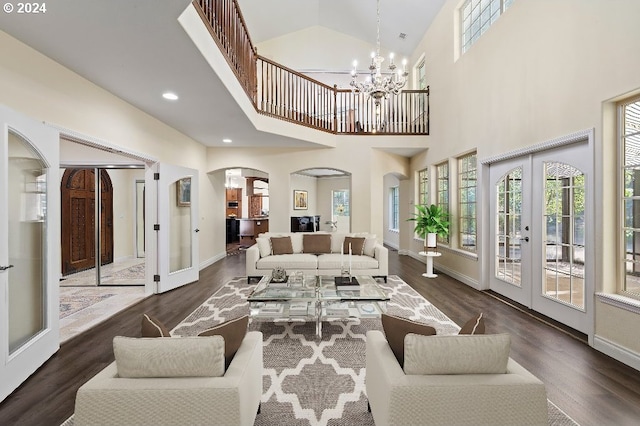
[0,0,444,151]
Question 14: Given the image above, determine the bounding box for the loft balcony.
[190,0,429,137]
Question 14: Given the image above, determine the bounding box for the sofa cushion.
[343,236,365,255]
[459,312,485,335]
[256,237,271,258]
[198,315,248,369]
[317,254,379,270]
[303,234,331,254]
[141,313,170,337]
[271,236,293,255]
[403,333,511,375]
[113,336,225,378]
[353,233,378,257]
[256,253,318,270]
[331,233,348,253]
[381,313,436,367]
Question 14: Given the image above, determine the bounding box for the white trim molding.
[200,252,226,271]
[47,122,158,164]
[596,292,640,315]
[406,250,480,290]
[480,128,595,165]
[594,335,640,372]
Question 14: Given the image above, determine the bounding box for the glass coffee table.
[248,273,389,338]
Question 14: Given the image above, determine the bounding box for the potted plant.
[407,204,450,252]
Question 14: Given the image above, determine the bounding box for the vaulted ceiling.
[0,0,444,150]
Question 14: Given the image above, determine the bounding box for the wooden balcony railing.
[193,0,429,135]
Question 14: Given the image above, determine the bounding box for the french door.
[0,106,60,402]
[153,163,199,293]
[489,138,593,334]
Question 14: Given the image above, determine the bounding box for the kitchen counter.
[239,218,269,247]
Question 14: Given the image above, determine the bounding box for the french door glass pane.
[542,162,585,309]
[169,178,192,273]
[8,130,46,354]
[495,167,522,286]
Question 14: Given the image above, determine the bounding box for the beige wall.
[205,141,410,255]
[407,0,640,361]
[317,176,351,233]
[0,30,217,265]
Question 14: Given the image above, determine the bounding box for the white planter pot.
[426,233,437,249]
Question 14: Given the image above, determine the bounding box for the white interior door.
[0,106,60,402]
[155,163,199,293]
[489,139,593,335]
[489,157,532,307]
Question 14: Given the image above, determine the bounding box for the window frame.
[458,152,478,253]
[620,96,640,297]
[460,0,514,54]
[436,161,450,245]
[390,186,400,231]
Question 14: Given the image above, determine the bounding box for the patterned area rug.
[60,276,578,426]
[170,276,578,426]
[59,293,115,319]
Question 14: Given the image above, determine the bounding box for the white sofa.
[246,232,388,282]
[74,331,263,426]
[366,330,548,426]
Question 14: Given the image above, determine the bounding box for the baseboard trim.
[384,241,399,251]
[199,252,225,270]
[434,263,481,290]
[593,335,640,372]
[405,251,480,290]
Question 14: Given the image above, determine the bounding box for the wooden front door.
[61,169,113,276]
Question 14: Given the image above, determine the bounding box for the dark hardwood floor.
[2,249,640,425]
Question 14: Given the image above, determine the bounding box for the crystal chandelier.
[350,0,408,105]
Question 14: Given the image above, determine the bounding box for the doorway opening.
[57,134,152,343]
[221,168,270,255]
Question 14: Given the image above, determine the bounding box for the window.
[418,168,429,206]
[416,59,427,90]
[436,162,450,244]
[332,190,350,219]
[390,186,399,231]
[621,98,640,296]
[458,153,477,252]
[461,0,515,54]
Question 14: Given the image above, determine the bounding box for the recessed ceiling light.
[162,92,179,101]
[222,138,232,143]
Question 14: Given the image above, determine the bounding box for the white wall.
[406,0,640,365]
[290,174,317,217]
[383,173,400,249]
[257,25,395,89]
[0,30,218,266]
[317,176,351,233]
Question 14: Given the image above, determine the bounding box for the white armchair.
[365,330,548,426]
[74,331,263,426]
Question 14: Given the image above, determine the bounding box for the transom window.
[458,153,477,252]
[461,0,515,54]
[621,98,640,296]
[436,162,450,244]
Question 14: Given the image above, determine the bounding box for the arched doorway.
[60,168,113,276]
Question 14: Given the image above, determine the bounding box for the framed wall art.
[177,177,191,207]
[293,190,308,210]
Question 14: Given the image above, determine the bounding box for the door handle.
[194,229,200,233]
[522,237,529,242]
[0,265,14,271]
